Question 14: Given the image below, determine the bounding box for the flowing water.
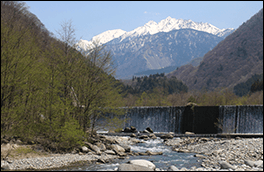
[57,137,201,171]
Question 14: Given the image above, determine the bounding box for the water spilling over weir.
[98,105,263,134]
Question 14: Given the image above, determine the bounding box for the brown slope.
[167,8,263,91]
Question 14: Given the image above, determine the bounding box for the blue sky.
[24,1,263,41]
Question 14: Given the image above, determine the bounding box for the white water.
[59,137,201,171]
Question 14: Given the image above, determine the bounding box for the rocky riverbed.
[1,134,263,171]
[165,136,263,171]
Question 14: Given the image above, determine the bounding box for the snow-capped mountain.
[77,16,234,49]
[76,16,235,79]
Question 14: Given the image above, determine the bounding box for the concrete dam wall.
[99,105,263,134]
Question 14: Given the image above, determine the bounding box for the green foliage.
[56,119,85,150]
[122,73,188,96]
[1,1,125,152]
[187,96,196,103]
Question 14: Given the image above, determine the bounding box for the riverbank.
[1,135,263,171]
[165,137,263,171]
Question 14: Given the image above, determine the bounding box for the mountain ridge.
[77,16,234,50]
[167,8,263,91]
[76,16,235,79]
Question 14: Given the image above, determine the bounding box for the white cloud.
[144,11,147,14]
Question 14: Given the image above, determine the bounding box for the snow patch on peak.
[90,29,126,44]
[76,16,234,49]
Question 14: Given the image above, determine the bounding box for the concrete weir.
[97,105,263,135]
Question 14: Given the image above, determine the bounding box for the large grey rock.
[142,130,150,133]
[129,138,142,144]
[84,142,101,154]
[245,160,263,168]
[130,133,137,137]
[81,146,89,153]
[104,150,116,155]
[1,164,10,170]
[146,127,153,133]
[160,133,173,139]
[145,150,163,155]
[128,159,156,170]
[117,163,153,171]
[219,161,234,169]
[96,142,106,151]
[111,144,125,153]
[123,127,132,133]
[138,135,149,139]
[148,133,157,139]
[168,165,179,171]
[121,145,131,152]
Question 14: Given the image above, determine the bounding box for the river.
[55,136,201,171]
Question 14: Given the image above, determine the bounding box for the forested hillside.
[1,1,125,152]
[233,73,263,96]
[167,8,263,91]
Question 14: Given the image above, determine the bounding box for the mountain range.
[167,8,263,91]
[76,16,235,79]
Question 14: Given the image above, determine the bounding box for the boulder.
[116,151,127,156]
[81,146,89,153]
[148,133,157,139]
[110,144,125,153]
[142,130,150,133]
[145,150,163,155]
[160,133,173,139]
[139,152,148,156]
[168,165,179,171]
[123,127,132,133]
[185,131,195,135]
[130,126,136,131]
[245,160,263,168]
[121,145,131,152]
[130,126,138,133]
[146,127,153,133]
[199,138,209,142]
[1,164,10,170]
[103,137,118,144]
[219,161,234,169]
[96,142,106,151]
[84,142,101,154]
[129,138,143,144]
[130,133,137,137]
[138,135,149,139]
[128,159,156,170]
[104,150,116,155]
[117,163,153,171]
[97,158,106,163]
